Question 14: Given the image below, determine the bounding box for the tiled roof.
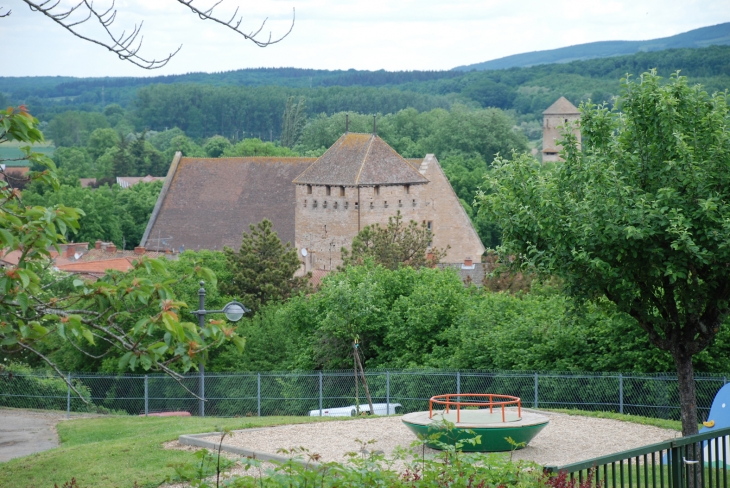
[57,257,137,275]
[543,96,580,115]
[142,157,315,251]
[405,158,424,170]
[292,133,429,186]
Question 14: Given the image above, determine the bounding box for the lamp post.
[190,280,249,417]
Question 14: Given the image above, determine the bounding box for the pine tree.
[222,219,310,312]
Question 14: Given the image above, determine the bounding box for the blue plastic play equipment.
[697,383,730,467]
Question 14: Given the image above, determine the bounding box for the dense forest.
[1,45,728,139]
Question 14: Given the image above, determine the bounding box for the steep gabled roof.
[292,133,429,186]
[543,96,580,115]
[141,156,314,251]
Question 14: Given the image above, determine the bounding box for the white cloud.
[0,0,727,76]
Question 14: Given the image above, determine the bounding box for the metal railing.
[545,425,730,488]
[0,368,727,423]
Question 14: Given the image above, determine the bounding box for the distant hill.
[454,22,730,71]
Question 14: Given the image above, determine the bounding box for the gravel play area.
[194,410,680,467]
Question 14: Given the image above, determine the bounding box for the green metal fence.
[545,426,730,487]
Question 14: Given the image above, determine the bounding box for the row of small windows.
[303,199,417,209]
[306,185,411,195]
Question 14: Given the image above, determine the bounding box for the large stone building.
[542,96,581,162]
[141,132,484,271]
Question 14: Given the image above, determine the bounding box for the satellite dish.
[73,253,82,260]
[301,248,308,257]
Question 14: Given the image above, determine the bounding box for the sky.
[0,0,728,77]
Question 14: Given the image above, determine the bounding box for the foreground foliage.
[0,106,245,393]
[480,72,730,435]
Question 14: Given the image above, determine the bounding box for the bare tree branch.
[177,1,294,47]
[4,1,294,69]
[18,0,179,69]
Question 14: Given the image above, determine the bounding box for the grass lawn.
[0,415,340,488]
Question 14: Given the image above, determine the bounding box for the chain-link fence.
[1,369,727,422]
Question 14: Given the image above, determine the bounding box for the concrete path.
[0,409,61,462]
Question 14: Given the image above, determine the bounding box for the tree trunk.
[673,350,699,436]
[354,345,375,415]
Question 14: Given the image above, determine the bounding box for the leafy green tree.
[162,135,206,162]
[479,72,730,435]
[341,211,448,270]
[0,106,244,394]
[87,128,120,161]
[47,111,109,147]
[221,138,297,157]
[52,147,93,177]
[204,135,232,158]
[281,96,307,148]
[221,219,310,313]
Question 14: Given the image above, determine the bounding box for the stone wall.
[294,155,485,272]
[542,114,581,163]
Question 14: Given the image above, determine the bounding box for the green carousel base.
[401,409,549,452]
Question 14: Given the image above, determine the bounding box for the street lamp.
[190,280,249,417]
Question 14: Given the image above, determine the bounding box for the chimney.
[134,246,145,255]
[345,113,349,133]
[464,257,473,267]
[95,240,102,250]
[372,115,377,135]
[106,244,117,254]
[65,244,75,258]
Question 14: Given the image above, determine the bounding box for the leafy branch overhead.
[4,1,294,69]
[0,106,246,399]
[341,210,449,270]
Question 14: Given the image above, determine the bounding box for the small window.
[334,201,339,209]
[564,118,568,124]
[398,200,402,207]
[304,199,307,207]
[404,185,410,194]
[326,186,331,196]
[323,200,328,208]
[384,201,388,208]
[313,200,318,208]
[412,199,416,207]
[340,186,345,197]
[307,185,312,195]
[374,186,380,196]
[370,202,374,209]
[427,221,433,231]
[345,201,349,209]
[355,201,359,209]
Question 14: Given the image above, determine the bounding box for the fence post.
[199,364,205,417]
[619,373,624,414]
[257,373,261,417]
[534,372,538,408]
[456,371,461,395]
[66,372,71,419]
[318,371,323,417]
[144,375,149,417]
[386,371,390,415]
[724,376,727,386]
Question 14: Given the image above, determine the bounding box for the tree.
[1,106,245,397]
[478,71,730,436]
[204,136,232,158]
[281,96,307,148]
[341,211,449,270]
[3,1,294,69]
[221,219,310,313]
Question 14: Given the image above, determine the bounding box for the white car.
[309,403,402,417]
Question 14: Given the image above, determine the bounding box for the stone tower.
[292,132,429,272]
[542,96,581,162]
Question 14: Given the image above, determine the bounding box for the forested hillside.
[1,45,728,140]
[454,21,730,70]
